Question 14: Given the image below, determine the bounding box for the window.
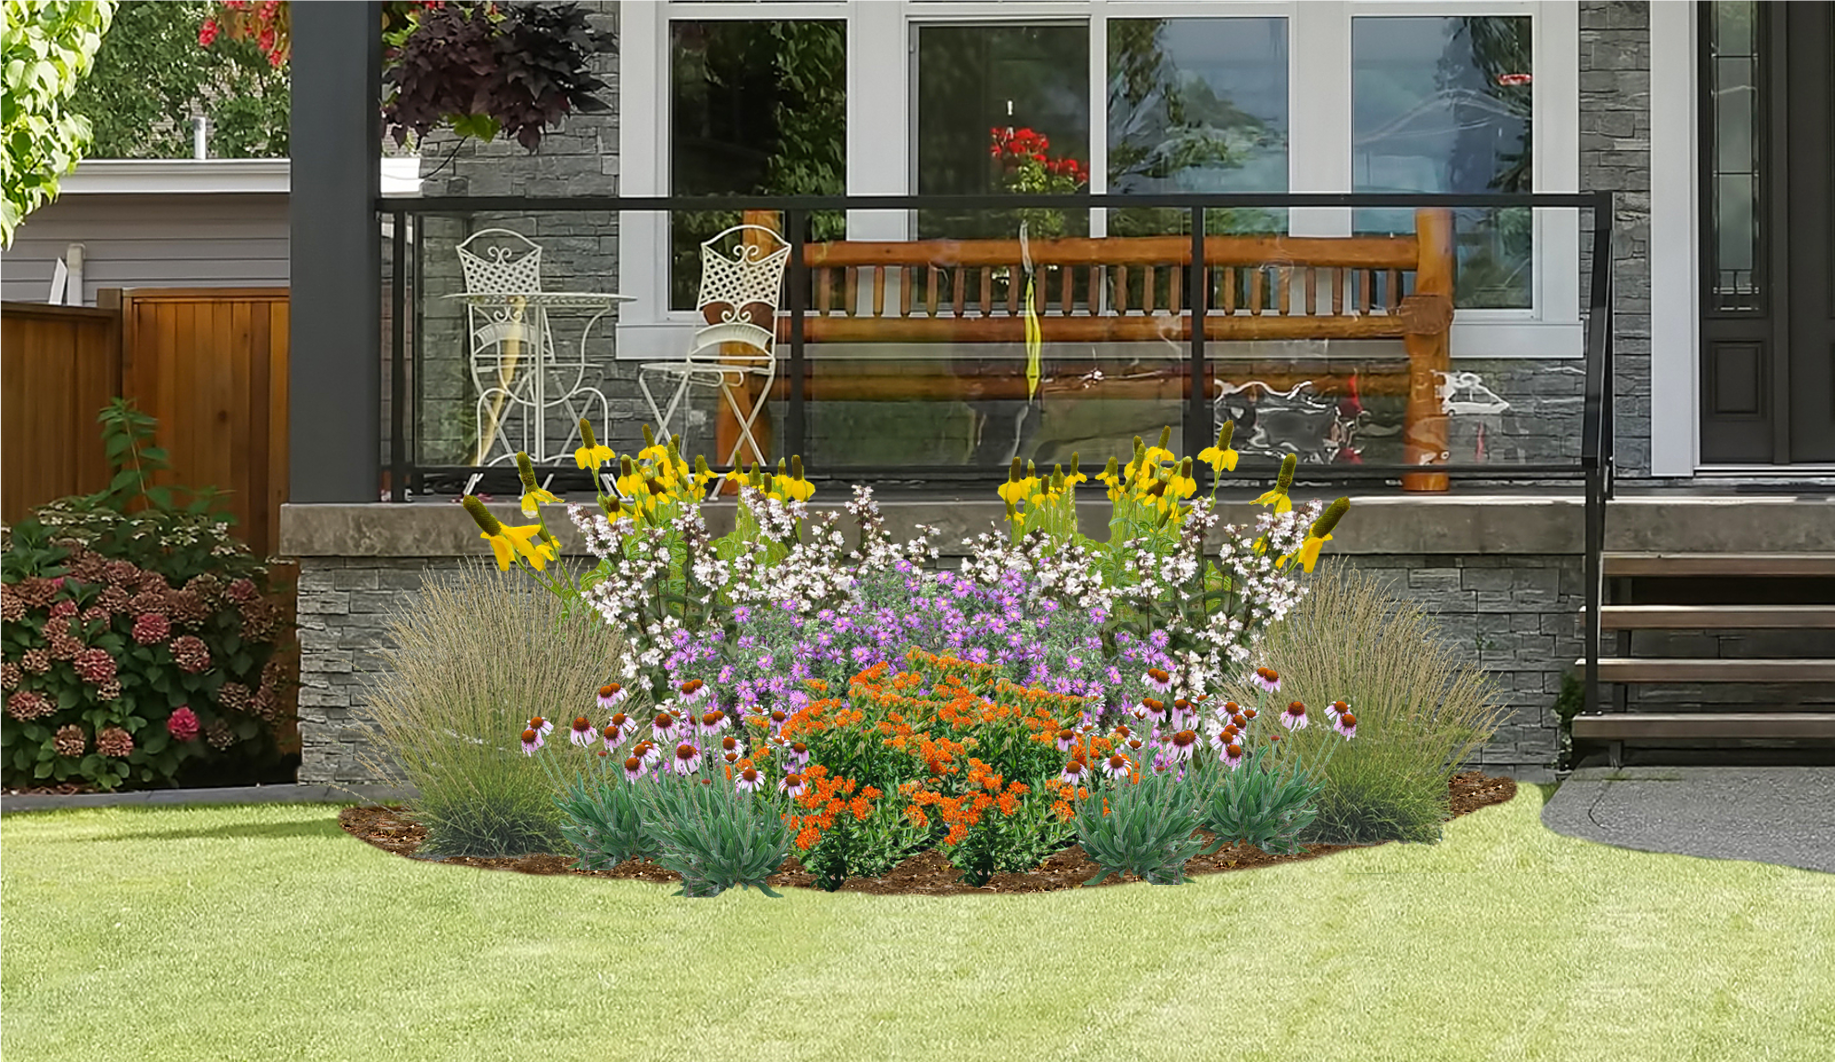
[621,2,1578,358]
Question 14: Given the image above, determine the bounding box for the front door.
[1699,1,1835,465]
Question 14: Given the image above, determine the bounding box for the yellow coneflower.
[1253,453,1298,513]
[514,452,559,515]
[573,418,614,471]
[1199,420,1239,474]
[1279,495,1351,573]
[462,495,557,572]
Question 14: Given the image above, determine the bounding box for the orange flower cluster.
[900,757,1033,845]
[783,764,883,851]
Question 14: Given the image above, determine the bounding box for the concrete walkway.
[1542,766,1835,874]
[0,783,412,815]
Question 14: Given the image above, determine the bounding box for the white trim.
[1650,0,1699,476]
[55,158,423,196]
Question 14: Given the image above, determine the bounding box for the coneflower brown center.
[624,756,642,772]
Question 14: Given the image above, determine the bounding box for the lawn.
[2,784,1830,1062]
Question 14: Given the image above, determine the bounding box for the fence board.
[1,304,121,523]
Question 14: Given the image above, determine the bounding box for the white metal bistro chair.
[454,227,614,467]
[638,224,791,475]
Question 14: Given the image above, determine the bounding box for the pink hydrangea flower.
[167,706,201,741]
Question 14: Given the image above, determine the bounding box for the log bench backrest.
[782,209,1454,345]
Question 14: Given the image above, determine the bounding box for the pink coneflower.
[569,716,599,747]
[785,741,811,768]
[1101,753,1133,780]
[632,740,662,768]
[670,741,702,775]
[1212,724,1239,750]
[1221,742,1244,769]
[1171,699,1196,726]
[528,716,554,737]
[696,708,729,737]
[1252,667,1281,693]
[1168,729,1200,762]
[1230,712,1248,731]
[596,683,628,711]
[677,679,710,706]
[652,710,681,742]
[1334,708,1357,740]
[1282,701,1309,730]
[1242,707,1258,722]
[1055,728,1077,752]
[521,728,543,755]
[719,734,743,761]
[1060,759,1089,785]
[603,712,633,747]
[735,765,765,793]
[780,771,807,798]
[1143,667,1173,694]
[622,754,647,783]
[767,708,789,733]
[1140,697,1168,722]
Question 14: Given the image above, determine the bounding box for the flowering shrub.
[989,125,1088,239]
[0,400,292,790]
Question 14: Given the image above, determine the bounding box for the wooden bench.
[732,209,1456,490]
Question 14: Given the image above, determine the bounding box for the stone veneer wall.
[292,498,1584,787]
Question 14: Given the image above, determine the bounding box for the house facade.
[278,1,1835,787]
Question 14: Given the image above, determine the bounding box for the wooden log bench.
[725,209,1456,490]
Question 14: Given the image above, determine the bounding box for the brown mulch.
[338,772,1516,896]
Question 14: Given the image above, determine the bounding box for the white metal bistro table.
[441,291,634,466]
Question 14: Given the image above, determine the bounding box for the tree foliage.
[1,0,116,246]
[69,0,288,161]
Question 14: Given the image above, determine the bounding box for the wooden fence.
[1,288,290,557]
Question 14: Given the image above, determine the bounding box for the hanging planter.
[203,1,612,151]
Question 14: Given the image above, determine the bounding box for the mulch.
[337,772,1516,895]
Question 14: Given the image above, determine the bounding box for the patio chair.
[455,228,612,467]
[637,224,791,477]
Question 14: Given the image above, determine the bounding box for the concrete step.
[1603,552,1835,578]
[1581,658,1835,683]
[1597,604,1835,629]
[1573,712,1835,741]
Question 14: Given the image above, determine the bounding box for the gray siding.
[0,193,289,304]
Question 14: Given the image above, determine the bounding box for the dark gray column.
[289,1,381,502]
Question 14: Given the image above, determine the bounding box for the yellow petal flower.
[520,486,560,516]
[501,523,556,571]
[1253,488,1293,514]
[1298,533,1329,572]
[482,531,515,571]
[1198,445,1239,473]
[574,443,614,471]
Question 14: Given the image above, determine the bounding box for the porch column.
[289,1,382,502]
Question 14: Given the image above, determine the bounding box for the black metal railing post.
[786,208,808,465]
[1186,206,1207,466]
[1580,192,1615,720]
[410,213,424,497]
[390,209,407,502]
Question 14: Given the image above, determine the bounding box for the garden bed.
[341,771,1516,895]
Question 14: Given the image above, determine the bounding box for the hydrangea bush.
[0,400,294,789]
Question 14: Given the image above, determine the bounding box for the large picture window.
[620,2,1577,358]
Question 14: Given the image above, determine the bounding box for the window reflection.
[1352,16,1533,309]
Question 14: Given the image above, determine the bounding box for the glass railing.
[378,192,1612,498]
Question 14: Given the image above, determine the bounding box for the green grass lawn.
[3,784,1830,1062]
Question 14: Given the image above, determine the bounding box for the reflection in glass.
[1107,17,1289,236]
[670,20,846,308]
[915,24,1090,238]
[1708,1,1760,312]
[1352,16,1533,308]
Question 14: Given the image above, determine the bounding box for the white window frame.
[618,0,1581,361]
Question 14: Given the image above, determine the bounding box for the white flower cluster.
[959,529,1115,613]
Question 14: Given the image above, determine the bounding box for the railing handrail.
[380,191,1612,213]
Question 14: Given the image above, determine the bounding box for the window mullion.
[1290,0,1352,236]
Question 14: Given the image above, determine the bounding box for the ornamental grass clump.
[367,561,625,857]
[1229,565,1503,845]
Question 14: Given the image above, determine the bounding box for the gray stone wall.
[1580,0,1653,477]
[295,546,1569,787]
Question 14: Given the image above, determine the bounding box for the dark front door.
[1700,1,1835,465]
